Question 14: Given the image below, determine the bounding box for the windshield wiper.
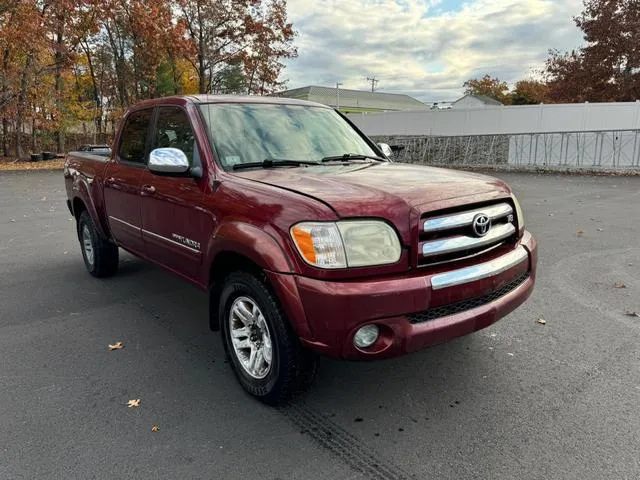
[321,153,387,163]
[232,159,321,171]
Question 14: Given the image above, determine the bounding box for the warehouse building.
[274,85,428,113]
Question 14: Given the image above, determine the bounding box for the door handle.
[142,184,156,194]
[105,177,116,186]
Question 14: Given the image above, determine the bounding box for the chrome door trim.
[109,215,142,232]
[141,228,200,254]
[430,246,528,290]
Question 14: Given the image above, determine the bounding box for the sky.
[283,0,585,102]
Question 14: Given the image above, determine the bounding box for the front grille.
[408,272,529,324]
[418,201,517,266]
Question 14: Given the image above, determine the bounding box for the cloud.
[282,0,584,101]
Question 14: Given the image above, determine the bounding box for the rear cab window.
[118,109,153,164]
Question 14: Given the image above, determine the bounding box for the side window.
[153,107,197,167]
[118,109,152,164]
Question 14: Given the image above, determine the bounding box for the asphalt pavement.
[1,170,639,480]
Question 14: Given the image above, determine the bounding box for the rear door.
[103,108,153,253]
[140,105,210,281]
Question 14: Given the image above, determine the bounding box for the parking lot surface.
[1,170,639,480]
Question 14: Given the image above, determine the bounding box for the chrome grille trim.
[422,223,516,258]
[423,203,513,233]
[421,242,504,267]
[430,246,528,290]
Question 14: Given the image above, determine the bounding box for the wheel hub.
[249,325,262,343]
[229,296,273,380]
[82,225,94,267]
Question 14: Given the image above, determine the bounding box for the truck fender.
[206,222,314,339]
[71,175,111,239]
[207,222,294,275]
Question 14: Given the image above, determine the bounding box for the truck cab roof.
[130,94,329,110]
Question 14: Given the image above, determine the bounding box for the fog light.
[353,324,379,348]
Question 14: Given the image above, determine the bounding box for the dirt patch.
[0,157,65,171]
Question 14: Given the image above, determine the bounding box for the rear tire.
[219,271,317,405]
[77,210,119,278]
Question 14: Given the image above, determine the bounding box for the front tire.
[77,210,119,278]
[219,271,317,405]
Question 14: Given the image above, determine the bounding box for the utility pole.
[366,77,379,92]
[336,82,343,109]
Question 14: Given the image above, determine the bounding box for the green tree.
[212,61,247,94]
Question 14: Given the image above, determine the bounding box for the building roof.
[274,86,428,112]
[453,94,503,106]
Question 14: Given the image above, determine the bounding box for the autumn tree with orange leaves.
[0,0,297,158]
[545,0,640,103]
[463,75,511,104]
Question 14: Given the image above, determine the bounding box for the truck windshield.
[198,103,379,170]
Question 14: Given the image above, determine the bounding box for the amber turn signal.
[291,226,317,264]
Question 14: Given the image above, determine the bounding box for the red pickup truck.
[64,95,537,404]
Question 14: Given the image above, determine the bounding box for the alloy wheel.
[82,225,94,267]
[229,296,273,379]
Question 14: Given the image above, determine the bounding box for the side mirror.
[148,147,190,175]
[377,142,393,158]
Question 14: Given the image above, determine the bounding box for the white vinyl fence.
[348,102,640,169]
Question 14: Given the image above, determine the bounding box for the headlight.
[512,194,525,233]
[290,220,402,269]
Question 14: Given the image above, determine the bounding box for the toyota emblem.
[472,214,491,237]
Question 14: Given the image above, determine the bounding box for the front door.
[103,108,153,253]
[140,106,210,282]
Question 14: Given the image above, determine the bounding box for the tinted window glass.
[118,109,152,163]
[153,107,197,167]
[198,103,377,169]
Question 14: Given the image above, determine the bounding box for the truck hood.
[233,162,511,219]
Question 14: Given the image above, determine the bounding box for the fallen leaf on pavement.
[127,399,141,408]
[624,311,640,318]
[108,341,125,350]
[151,425,160,432]
[537,318,546,325]
[576,229,584,236]
[614,282,626,289]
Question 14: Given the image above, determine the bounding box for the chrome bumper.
[430,246,529,291]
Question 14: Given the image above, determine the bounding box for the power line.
[366,77,379,92]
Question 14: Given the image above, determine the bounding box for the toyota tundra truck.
[64,95,537,405]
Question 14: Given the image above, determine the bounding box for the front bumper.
[269,230,537,360]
